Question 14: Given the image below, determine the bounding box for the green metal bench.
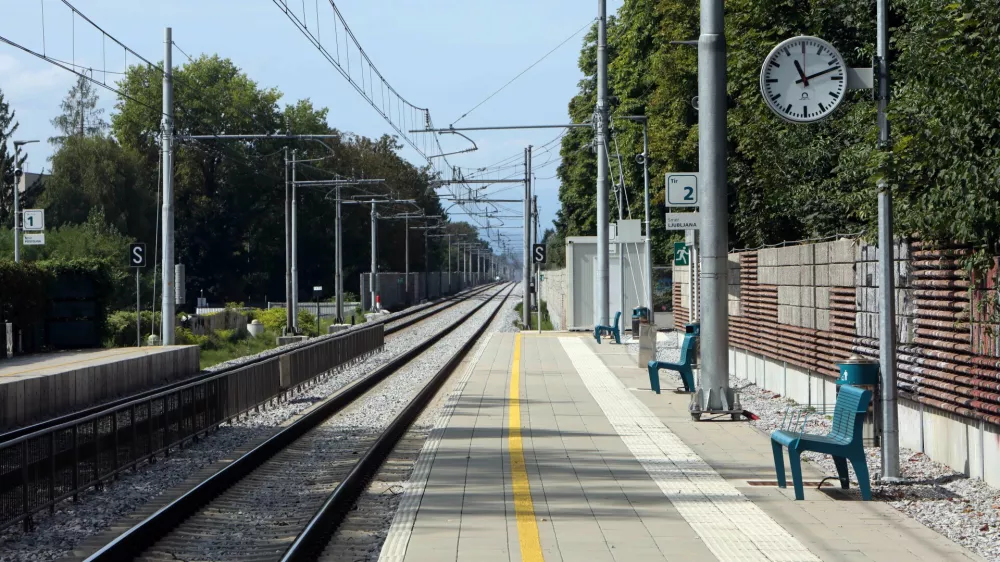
[593,311,621,345]
[647,333,697,393]
[770,384,873,501]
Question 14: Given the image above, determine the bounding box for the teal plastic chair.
[770,385,873,500]
[647,334,697,393]
[593,311,621,344]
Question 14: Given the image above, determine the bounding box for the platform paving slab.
[384,332,983,562]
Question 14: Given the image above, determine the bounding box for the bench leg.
[679,366,694,393]
[833,456,850,489]
[612,328,620,344]
[788,448,805,500]
[771,441,786,489]
[648,364,661,394]
[849,454,872,501]
[593,327,601,344]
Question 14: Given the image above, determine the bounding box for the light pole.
[11,140,38,263]
[620,115,654,324]
[595,0,610,328]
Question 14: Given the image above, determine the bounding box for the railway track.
[81,284,513,561]
[0,283,497,446]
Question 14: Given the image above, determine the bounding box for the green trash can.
[836,354,880,386]
[836,354,881,446]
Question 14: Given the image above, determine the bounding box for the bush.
[253,307,289,333]
[104,309,162,347]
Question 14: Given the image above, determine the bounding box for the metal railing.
[0,323,383,532]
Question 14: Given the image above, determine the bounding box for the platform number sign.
[22,209,44,231]
[665,173,700,207]
[532,244,547,264]
[129,243,147,268]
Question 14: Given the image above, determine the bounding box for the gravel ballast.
[0,286,506,562]
[650,331,1000,562]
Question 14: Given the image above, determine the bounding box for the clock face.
[760,36,847,123]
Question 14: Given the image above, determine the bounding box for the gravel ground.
[0,286,505,562]
[650,331,1000,561]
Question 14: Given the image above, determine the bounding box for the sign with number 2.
[665,173,700,207]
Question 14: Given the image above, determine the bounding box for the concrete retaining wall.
[540,269,568,330]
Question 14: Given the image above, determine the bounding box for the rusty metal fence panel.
[0,323,383,531]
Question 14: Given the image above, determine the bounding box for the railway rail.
[81,283,513,561]
[0,283,497,533]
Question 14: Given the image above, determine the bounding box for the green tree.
[49,76,107,145]
[38,136,155,241]
[0,88,26,229]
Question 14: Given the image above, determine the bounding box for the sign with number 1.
[665,173,700,207]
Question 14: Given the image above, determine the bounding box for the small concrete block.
[800,244,815,265]
[758,247,778,266]
[790,306,802,326]
[817,309,831,331]
[778,285,798,306]
[801,286,816,307]
[813,242,830,265]
[859,288,879,313]
[897,288,916,315]
[276,335,309,346]
[815,264,830,287]
[800,307,816,328]
[831,263,855,287]
[778,305,793,325]
[757,266,776,285]
[327,324,350,334]
[728,300,741,316]
[800,265,815,286]
[827,239,851,263]
[815,287,831,309]
[777,246,798,266]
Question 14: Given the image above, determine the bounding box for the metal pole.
[618,187,625,325]
[424,228,429,301]
[595,0,610,328]
[642,119,654,324]
[447,234,452,293]
[877,0,900,481]
[12,146,20,263]
[370,201,377,310]
[160,27,175,345]
[335,184,343,322]
[283,147,293,331]
[405,215,410,299]
[523,147,532,328]
[136,268,141,347]
[291,149,299,332]
[696,0,732,412]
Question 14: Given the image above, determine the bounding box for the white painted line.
[378,332,496,562]
[558,337,821,562]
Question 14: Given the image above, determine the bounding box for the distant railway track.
[81,283,513,561]
[0,283,498,533]
[0,283,497,446]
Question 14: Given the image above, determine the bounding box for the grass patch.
[512,300,554,331]
[197,332,280,369]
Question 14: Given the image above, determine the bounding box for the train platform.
[0,346,198,431]
[378,332,983,562]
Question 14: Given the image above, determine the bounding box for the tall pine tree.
[0,88,25,229]
[49,76,106,145]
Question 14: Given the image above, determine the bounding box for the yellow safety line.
[509,332,544,561]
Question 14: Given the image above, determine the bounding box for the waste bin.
[685,323,700,370]
[836,354,881,446]
[632,307,650,334]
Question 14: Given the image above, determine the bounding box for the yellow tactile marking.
[509,332,544,561]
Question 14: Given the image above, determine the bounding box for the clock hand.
[795,66,841,84]
[793,60,810,87]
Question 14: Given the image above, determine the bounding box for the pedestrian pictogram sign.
[674,242,690,267]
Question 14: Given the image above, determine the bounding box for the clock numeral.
[829,91,839,98]
[803,106,808,118]
[828,59,839,66]
[766,79,778,83]
[784,48,791,57]
[770,61,781,68]
[817,46,824,55]
[785,103,793,114]
[831,76,843,81]
[819,102,826,112]
[771,94,781,101]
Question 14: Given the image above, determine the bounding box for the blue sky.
[1,0,623,248]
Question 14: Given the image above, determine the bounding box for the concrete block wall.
[855,240,915,344]
[540,269,568,330]
[757,239,858,333]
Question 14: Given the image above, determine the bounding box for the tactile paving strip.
[559,337,821,562]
